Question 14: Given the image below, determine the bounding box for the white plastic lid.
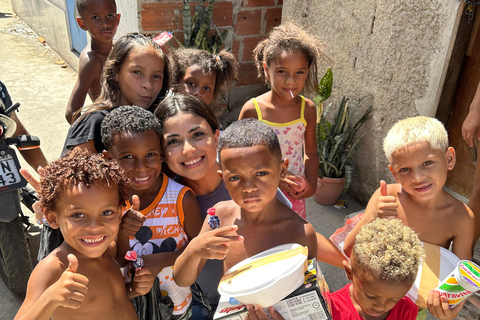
[218,243,307,297]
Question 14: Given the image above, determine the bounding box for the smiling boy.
[344,116,475,319]
[173,118,317,288]
[101,105,203,318]
[15,148,148,320]
[65,0,120,124]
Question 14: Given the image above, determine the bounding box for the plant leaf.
[314,68,333,104]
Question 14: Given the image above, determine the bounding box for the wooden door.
[445,11,480,198]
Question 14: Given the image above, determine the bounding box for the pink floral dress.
[252,96,307,218]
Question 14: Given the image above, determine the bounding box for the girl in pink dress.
[239,22,322,218]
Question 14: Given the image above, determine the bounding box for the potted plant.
[313,69,374,205]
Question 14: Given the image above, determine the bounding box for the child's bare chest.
[224,223,305,271]
[53,258,136,320]
[397,206,454,248]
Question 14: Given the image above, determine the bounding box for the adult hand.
[245,305,284,320]
[427,289,466,320]
[47,254,89,309]
[462,109,480,147]
[120,195,145,236]
[375,180,397,218]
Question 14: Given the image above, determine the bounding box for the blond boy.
[344,116,475,319]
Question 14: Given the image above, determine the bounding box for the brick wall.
[138,0,283,86]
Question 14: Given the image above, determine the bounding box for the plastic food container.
[436,260,480,308]
[218,243,308,308]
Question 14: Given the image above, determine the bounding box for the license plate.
[0,148,26,193]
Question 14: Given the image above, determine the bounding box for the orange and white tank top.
[252,96,306,176]
[126,174,191,315]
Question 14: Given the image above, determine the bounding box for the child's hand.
[280,172,303,194]
[246,305,285,320]
[190,225,244,260]
[48,254,89,309]
[120,195,145,236]
[427,289,466,320]
[289,174,307,193]
[130,266,155,297]
[375,180,398,218]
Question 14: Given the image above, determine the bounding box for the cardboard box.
[214,258,332,320]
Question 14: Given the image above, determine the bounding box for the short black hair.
[101,105,162,150]
[76,0,117,17]
[218,118,282,162]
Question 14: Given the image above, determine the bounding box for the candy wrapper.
[125,250,144,271]
[207,208,220,229]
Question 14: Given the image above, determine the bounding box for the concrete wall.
[283,0,462,203]
[11,0,139,71]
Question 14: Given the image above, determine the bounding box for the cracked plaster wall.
[283,0,462,203]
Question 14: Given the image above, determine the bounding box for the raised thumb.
[66,253,78,273]
[131,195,141,212]
[380,180,387,197]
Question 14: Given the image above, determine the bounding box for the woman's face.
[162,112,219,181]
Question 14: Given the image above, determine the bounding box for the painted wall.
[11,0,139,71]
[283,0,462,203]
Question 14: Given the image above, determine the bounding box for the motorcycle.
[0,101,40,294]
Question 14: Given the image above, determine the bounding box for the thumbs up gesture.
[375,180,398,218]
[50,254,89,309]
[120,195,146,237]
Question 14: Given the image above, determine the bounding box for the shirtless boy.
[173,118,318,288]
[65,0,120,124]
[344,116,475,319]
[15,148,152,320]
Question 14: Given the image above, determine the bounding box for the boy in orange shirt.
[65,0,120,124]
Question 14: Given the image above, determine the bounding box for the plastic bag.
[132,277,175,320]
[329,211,365,258]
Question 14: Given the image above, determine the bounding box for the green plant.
[173,0,228,54]
[315,69,374,192]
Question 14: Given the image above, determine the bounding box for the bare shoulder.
[303,97,317,124]
[239,99,258,120]
[27,249,64,295]
[277,206,317,256]
[78,47,103,74]
[446,193,475,221]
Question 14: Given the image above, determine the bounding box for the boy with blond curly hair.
[332,218,424,320]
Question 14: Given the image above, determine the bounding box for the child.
[101,105,203,319]
[238,22,321,218]
[14,148,153,320]
[332,218,424,320]
[65,0,121,124]
[33,32,171,263]
[173,118,318,289]
[62,32,170,156]
[172,48,238,107]
[343,116,475,319]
